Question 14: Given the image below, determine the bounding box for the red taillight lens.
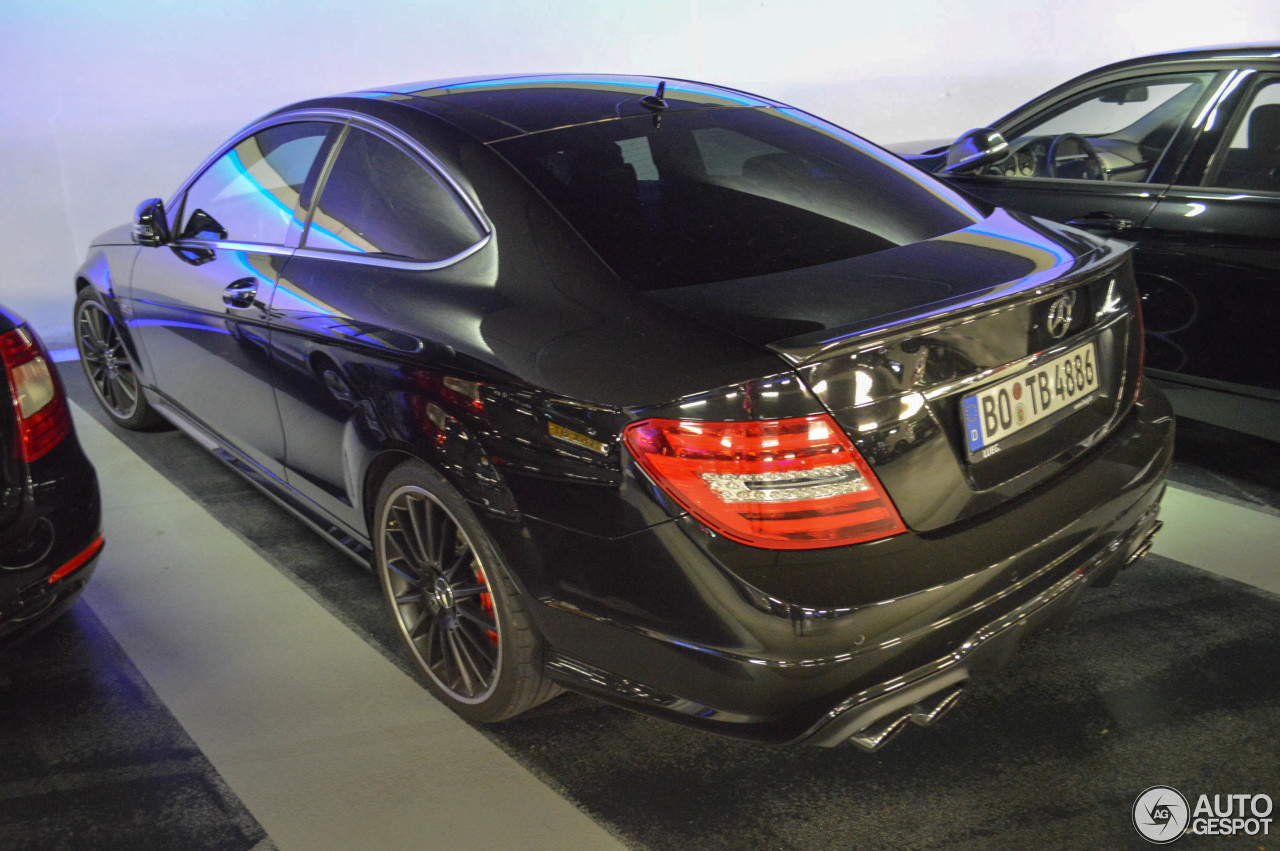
[623,414,906,550]
[1,325,72,463]
[48,534,104,584]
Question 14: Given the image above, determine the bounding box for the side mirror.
[942,128,1009,174]
[133,198,170,246]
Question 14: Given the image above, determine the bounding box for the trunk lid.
[650,211,1144,531]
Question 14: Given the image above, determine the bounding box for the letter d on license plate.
[962,341,1099,455]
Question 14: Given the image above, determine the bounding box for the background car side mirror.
[133,198,170,246]
[942,128,1009,174]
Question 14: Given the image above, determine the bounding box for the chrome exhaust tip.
[1125,520,1164,566]
[847,684,967,751]
[849,712,913,752]
[910,684,965,727]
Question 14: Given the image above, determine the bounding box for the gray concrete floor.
[2,365,1278,850]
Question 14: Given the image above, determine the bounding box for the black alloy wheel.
[374,460,556,722]
[74,289,162,430]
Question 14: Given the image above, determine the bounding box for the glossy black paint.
[0,307,102,651]
[75,75,1171,744]
[906,46,1280,441]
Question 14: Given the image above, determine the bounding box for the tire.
[373,459,557,722]
[74,288,164,430]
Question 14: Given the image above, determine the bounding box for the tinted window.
[1005,74,1214,183]
[179,122,332,245]
[494,108,985,290]
[1028,80,1205,137]
[304,127,483,261]
[1206,78,1280,190]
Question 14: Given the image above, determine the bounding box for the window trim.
[165,108,493,271]
[1199,71,1280,190]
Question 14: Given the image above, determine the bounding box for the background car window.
[494,107,987,290]
[1003,74,1214,182]
[1206,79,1280,191]
[303,128,483,261]
[178,122,331,244]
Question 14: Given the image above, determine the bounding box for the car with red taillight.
[1,305,102,649]
[72,75,1171,748]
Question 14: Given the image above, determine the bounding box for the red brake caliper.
[476,568,498,644]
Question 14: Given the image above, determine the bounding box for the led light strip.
[700,463,870,503]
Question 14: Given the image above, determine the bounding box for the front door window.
[995,73,1216,183]
[178,122,334,246]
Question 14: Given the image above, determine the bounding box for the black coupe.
[906,45,1280,441]
[74,75,1171,749]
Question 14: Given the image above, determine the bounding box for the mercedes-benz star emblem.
[1046,291,1077,339]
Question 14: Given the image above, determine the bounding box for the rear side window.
[178,122,333,245]
[304,127,483,261]
[1206,78,1280,190]
[494,107,986,290]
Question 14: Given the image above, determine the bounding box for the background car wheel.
[74,289,164,430]
[373,459,558,722]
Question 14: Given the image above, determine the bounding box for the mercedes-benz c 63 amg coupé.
[73,75,1172,750]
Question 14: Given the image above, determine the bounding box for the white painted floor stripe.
[1154,485,1280,596]
[71,403,624,851]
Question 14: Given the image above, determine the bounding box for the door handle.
[1067,213,1135,232]
[223,278,259,309]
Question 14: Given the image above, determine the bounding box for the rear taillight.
[623,414,905,550]
[1,325,72,463]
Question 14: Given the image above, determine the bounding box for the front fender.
[75,244,153,384]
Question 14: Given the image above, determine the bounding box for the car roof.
[343,74,783,142]
[1088,44,1280,75]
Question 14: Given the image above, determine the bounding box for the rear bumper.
[525,387,1174,745]
[0,436,103,651]
[804,506,1162,749]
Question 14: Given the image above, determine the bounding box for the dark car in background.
[1,306,102,649]
[905,45,1280,441]
[74,75,1170,749]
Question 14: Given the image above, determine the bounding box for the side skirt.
[145,391,374,569]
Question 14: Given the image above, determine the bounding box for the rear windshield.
[493,107,988,290]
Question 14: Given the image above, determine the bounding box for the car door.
[268,121,489,531]
[943,69,1226,242]
[128,121,339,477]
[1137,68,1280,438]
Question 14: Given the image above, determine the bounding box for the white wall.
[2,0,1276,344]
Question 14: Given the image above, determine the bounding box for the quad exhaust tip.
[848,684,966,752]
[1124,520,1163,566]
[845,516,1163,752]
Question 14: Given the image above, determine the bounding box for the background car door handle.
[1067,213,1135,232]
[223,278,259,308]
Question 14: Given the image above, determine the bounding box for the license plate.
[961,341,1099,455]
